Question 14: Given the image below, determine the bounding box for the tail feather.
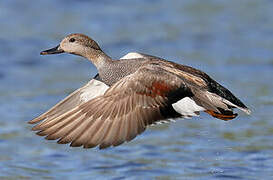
[192,90,250,120]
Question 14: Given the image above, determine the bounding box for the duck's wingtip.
[28,119,36,124]
[28,117,43,124]
[245,108,251,115]
[241,107,251,115]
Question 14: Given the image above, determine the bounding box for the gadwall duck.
[29,33,251,149]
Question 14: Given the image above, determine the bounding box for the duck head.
[40,33,110,68]
[41,33,102,56]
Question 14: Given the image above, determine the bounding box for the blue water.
[1,0,273,179]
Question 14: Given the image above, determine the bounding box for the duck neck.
[84,48,112,70]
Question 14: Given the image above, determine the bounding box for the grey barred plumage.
[98,58,147,86]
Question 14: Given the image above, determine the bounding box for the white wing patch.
[172,97,205,117]
[120,52,145,59]
[80,79,109,102]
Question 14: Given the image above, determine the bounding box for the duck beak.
[40,45,64,55]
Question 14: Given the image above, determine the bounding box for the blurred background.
[0,0,273,179]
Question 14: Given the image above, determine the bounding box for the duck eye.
[69,38,75,43]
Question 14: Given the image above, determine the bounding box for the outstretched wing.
[29,63,192,149]
[29,52,145,125]
[29,75,109,124]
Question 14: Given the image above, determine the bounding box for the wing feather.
[30,63,189,148]
[29,78,109,125]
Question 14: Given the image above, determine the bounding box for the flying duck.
[29,33,251,149]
